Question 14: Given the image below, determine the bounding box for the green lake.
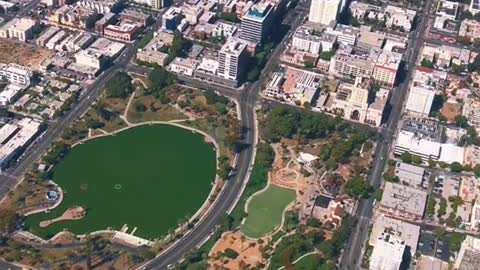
[26,124,217,240]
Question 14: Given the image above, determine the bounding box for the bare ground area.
[0,38,53,69]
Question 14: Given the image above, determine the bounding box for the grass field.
[293,253,324,269]
[240,185,295,238]
[26,125,216,239]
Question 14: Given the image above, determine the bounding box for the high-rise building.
[370,233,405,270]
[239,2,274,44]
[308,0,341,25]
[218,38,248,81]
[455,236,480,270]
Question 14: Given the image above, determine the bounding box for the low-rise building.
[95,12,117,34]
[120,9,153,27]
[36,27,60,47]
[357,31,385,51]
[404,85,435,116]
[0,63,33,86]
[378,182,427,220]
[103,23,141,42]
[455,236,480,270]
[459,20,480,42]
[0,118,42,171]
[329,50,377,78]
[434,0,459,31]
[384,5,416,32]
[169,57,198,76]
[394,162,425,187]
[394,130,441,161]
[0,18,37,41]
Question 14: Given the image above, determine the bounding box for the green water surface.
[26,124,217,240]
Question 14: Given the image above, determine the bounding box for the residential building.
[463,97,480,128]
[0,18,37,42]
[454,236,480,270]
[308,0,341,25]
[357,31,385,51]
[370,233,405,270]
[292,26,323,55]
[369,215,420,256]
[76,0,118,14]
[0,118,42,171]
[217,38,248,81]
[131,0,162,9]
[459,20,480,42]
[394,162,425,187]
[0,64,33,86]
[0,84,27,106]
[239,2,274,44]
[120,9,153,27]
[212,21,238,39]
[384,5,416,32]
[95,12,117,34]
[182,3,204,24]
[470,0,480,15]
[373,51,402,87]
[36,26,60,47]
[378,182,427,220]
[329,50,377,77]
[434,0,459,30]
[327,24,360,46]
[74,49,105,70]
[404,85,435,116]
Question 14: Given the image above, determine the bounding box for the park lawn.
[240,185,295,238]
[293,253,325,270]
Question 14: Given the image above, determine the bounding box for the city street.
[339,0,435,268]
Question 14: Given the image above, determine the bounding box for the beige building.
[373,51,402,88]
[379,182,427,221]
[0,18,37,41]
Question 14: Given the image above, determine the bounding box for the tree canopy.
[106,72,133,98]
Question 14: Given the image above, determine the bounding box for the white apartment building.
[309,0,341,25]
[373,51,402,87]
[470,0,480,15]
[292,26,322,55]
[327,24,360,46]
[404,85,435,116]
[370,234,405,270]
[217,38,248,81]
[74,49,103,70]
[0,63,33,86]
[384,5,416,32]
[329,51,377,77]
[0,18,37,42]
[132,0,162,9]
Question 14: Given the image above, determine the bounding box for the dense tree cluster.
[106,72,133,98]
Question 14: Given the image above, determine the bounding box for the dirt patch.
[0,39,53,69]
[209,231,267,270]
[441,102,461,122]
